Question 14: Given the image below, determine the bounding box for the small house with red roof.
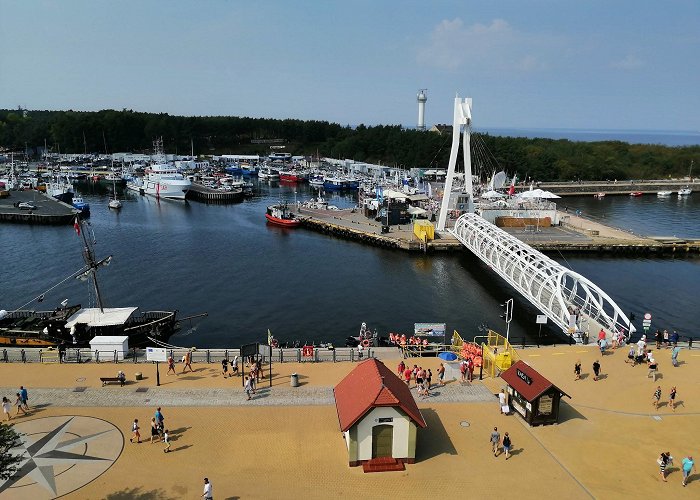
[500,360,570,426]
[334,358,427,468]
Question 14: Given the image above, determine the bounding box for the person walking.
[669,386,677,412]
[626,345,636,365]
[659,451,671,481]
[14,393,27,417]
[403,366,412,386]
[397,360,405,376]
[499,389,508,414]
[150,418,159,444]
[2,397,11,421]
[129,418,141,443]
[648,356,658,382]
[221,358,229,378]
[19,386,29,410]
[574,360,581,381]
[592,360,601,381]
[182,350,193,373]
[653,386,662,410]
[490,427,501,457]
[682,455,695,487]
[502,432,512,460]
[202,477,213,499]
[460,360,467,384]
[244,376,253,400]
[426,368,433,390]
[437,363,445,386]
[467,357,475,382]
[167,354,176,375]
[163,429,171,453]
[155,407,165,434]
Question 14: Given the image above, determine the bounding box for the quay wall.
[528,179,700,196]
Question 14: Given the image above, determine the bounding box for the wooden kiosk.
[500,360,570,426]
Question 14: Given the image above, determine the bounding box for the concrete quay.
[0,344,698,499]
[0,189,77,224]
[298,206,700,255]
[530,179,700,196]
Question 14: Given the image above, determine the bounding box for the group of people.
[573,359,602,381]
[459,357,475,383]
[221,356,240,378]
[397,361,438,398]
[652,385,678,411]
[166,350,194,375]
[130,406,171,452]
[658,452,695,486]
[654,328,680,350]
[596,328,626,355]
[490,426,513,459]
[1,386,29,421]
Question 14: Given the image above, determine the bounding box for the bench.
[100,377,125,387]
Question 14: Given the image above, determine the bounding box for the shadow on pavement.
[558,401,587,423]
[416,408,457,462]
[105,487,176,500]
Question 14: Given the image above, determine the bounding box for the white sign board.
[146,347,167,362]
[536,315,548,324]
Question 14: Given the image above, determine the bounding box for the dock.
[0,189,77,224]
[528,179,700,196]
[298,206,700,254]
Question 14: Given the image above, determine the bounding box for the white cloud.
[609,55,644,70]
[417,18,561,73]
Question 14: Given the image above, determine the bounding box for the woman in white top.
[2,397,11,421]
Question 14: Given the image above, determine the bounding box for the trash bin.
[135,372,143,381]
[290,373,299,387]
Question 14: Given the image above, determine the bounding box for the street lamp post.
[501,299,514,343]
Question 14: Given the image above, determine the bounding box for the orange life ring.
[362,339,370,348]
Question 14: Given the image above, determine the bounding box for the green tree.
[1,423,23,480]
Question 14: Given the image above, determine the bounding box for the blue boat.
[225,165,243,175]
[72,195,90,215]
[323,177,346,191]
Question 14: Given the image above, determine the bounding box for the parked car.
[17,202,37,210]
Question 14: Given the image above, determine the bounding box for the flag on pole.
[267,329,272,346]
[508,175,517,196]
[73,217,81,236]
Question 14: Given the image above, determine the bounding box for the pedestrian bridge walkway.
[450,213,635,343]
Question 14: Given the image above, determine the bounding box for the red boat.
[629,191,643,197]
[265,203,301,227]
[279,170,307,182]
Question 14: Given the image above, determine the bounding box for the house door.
[371,425,393,458]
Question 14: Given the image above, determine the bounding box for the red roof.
[333,359,427,432]
[500,360,570,401]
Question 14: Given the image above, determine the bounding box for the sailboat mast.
[79,220,106,312]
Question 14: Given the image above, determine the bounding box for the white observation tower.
[417,89,427,130]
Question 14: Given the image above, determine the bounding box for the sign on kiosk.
[146,347,167,362]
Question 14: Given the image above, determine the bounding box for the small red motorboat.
[629,191,643,197]
[265,203,301,227]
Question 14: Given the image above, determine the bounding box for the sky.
[1,0,699,132]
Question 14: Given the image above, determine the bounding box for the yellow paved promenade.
[1,345,699,499]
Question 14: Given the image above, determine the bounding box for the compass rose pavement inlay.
[1,415,123,499]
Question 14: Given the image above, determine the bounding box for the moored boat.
[629,191,643,197]
[72,195,90,215]
[594,192,606,199]
[657,190,673,197]
[265,203,301,227]
[678,187,692,196]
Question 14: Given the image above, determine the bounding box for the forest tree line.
[1,108,698,181]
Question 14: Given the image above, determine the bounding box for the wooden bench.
[100,377,125,387]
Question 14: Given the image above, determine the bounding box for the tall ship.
[0,218,186,348]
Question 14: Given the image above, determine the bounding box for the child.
[653,386,662,410]
[163,429,171,453]
[167,355,176,375]
[129,418,141,443]
[574,360,581,381]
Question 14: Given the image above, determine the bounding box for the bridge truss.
[450,213,635,342]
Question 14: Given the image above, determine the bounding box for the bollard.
[114,350,118,363]
[521,337,526,349]
[95,350,99,363]
[225,349,228,361]
[314,349,318,362]
[296,349,301,363]
[279,348,283,363]
[350,349,354,362]
[332,349,336,362]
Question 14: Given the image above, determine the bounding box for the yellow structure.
[481,330,519,378]
[413,220,434,242]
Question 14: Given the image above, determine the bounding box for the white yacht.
[678,187,692,196]
[142,162,191,200]
[657,190,673,197]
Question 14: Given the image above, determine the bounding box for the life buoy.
[362,339,371,348]
[302,345,314,357]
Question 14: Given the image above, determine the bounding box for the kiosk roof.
[500,360,571,401]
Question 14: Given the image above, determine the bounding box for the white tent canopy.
[481,190,505,199]
[517,189,561,199]
[65,307,138,328]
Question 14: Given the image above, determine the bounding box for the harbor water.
[1,181,698,348]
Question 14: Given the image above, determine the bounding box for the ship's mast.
[77,219,112,312]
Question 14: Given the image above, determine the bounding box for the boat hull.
[265,213,301,227]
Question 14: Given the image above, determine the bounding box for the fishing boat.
[71,195,90,215]
[258,166,280,180]
[0,218,189,348]
[629,191,643,197]
[265,202,301,227]
[657,190,673,197]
